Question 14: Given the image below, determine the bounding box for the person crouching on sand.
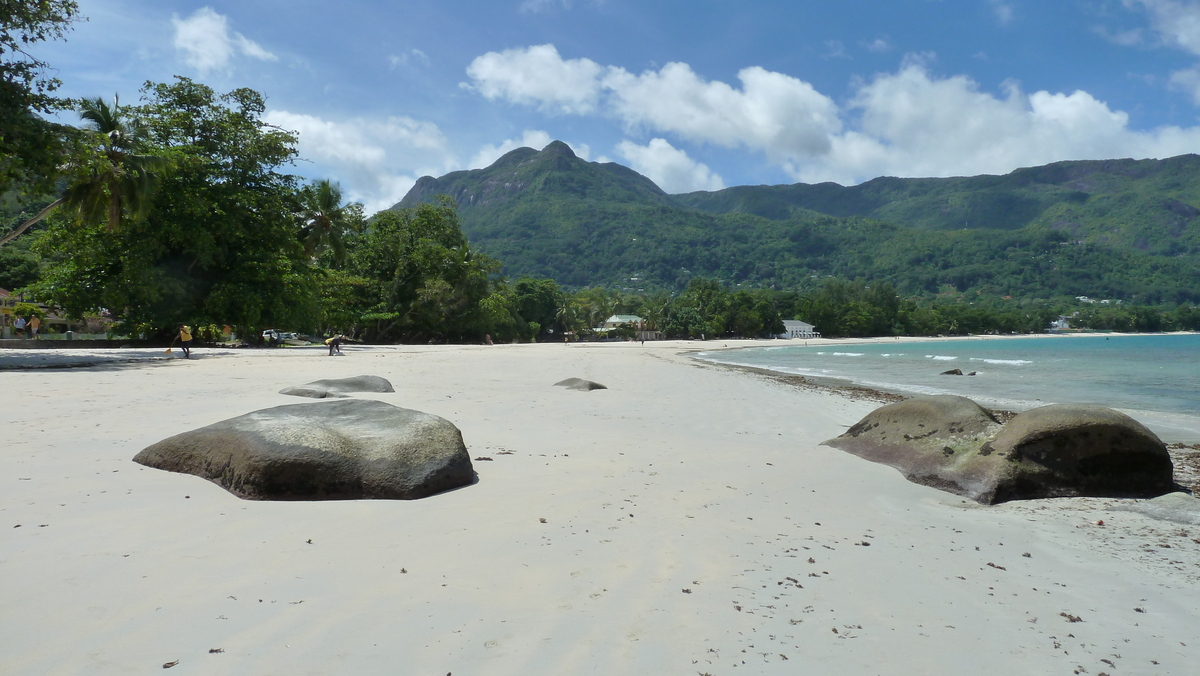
[177,324,193,359]
[326,334,344,356]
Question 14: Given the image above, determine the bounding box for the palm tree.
[0,95,164,248]
[298,179,361,265]
[555,297,580,337]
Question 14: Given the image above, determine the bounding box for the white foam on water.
[969,357,1033,365]
[830,352,864,357]
[925,355,958,361]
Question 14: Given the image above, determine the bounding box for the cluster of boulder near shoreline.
[825,395,1181,504]
[133,374,1193,514]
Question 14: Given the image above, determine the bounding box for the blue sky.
[33,0,1200,211]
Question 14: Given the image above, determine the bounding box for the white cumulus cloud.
[1127,0,1200,54]
[1122,0,1200,103]
[791,64,1200,184]
[603,62,841,160]
[465,44,604,114]
[263,111,457,214]
[466,45,841,163]
[616,138,724,193]
[466,43,1200,186]
[171,7,277,74]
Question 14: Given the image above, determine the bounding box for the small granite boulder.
[982,404,1174,502]
[554,377,607,391]
[825,397,1175,504]
[940,368,964,376]
[133,399,473,500]
[280,375,395,399]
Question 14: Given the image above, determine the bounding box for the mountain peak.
[541,140,576,158]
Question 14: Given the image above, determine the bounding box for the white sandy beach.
[2,339,1199,675]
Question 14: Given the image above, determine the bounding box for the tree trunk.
[0,198,64,248]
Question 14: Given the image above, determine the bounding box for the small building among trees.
[599,314,664,341]
[780,320,821,339]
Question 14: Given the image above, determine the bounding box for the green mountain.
[392,143,1200,303]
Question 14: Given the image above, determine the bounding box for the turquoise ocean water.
[695,334,1200,442]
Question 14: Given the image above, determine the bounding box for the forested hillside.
[393,144,1200,303]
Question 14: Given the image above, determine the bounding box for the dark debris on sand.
[1166,443,1200,493]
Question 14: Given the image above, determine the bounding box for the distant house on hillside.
[598,314,664,341]
[1047,315,1072,332]
[780,320,820,339]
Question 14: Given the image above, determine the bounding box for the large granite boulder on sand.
[133,399,473,500]
[982,404,1174,503]
[824,396,1175,504]
[280,375,395,399]
[554,377,607,391]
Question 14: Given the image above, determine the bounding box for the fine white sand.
[2,340,1199,675]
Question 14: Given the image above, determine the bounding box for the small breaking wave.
[925,355,958,361]
[969,357,1033,365]
[830,352,864,357]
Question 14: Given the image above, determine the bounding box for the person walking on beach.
[177,324,193,359]
[13,315,26,338]
[28,315,40,339]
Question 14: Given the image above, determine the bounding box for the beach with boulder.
[2,338,1199,675]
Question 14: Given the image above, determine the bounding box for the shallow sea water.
[696,333,1200,441]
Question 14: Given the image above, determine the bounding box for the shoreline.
[685,332,1200,439]
[2,343,1199,673]
[692,351,1200,494]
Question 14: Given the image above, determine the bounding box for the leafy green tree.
[0,0,81,190]
[629,290,670,331]
[676,278,729,337]
[660,302,705,338]
[726,291,763,337]
[474,281,528,342]
[349,197,497,342]
[0,234,40,288]
[513,276,563,340]
[574,286,621,333]
[31,78,315,336]
[315,266,373,335]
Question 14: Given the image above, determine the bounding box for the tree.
[298,179,363,265]
[1,1,81,189]
[349,197,497,342]
[513,277,563,340]
[574,286,620,333]
[554,295,582,337]
[32,78,315,336]
[0,95,165,248]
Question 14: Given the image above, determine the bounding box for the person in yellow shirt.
[177,324,193,359]
[28,315,40,339]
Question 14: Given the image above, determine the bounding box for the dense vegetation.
[396,143,1200,304]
